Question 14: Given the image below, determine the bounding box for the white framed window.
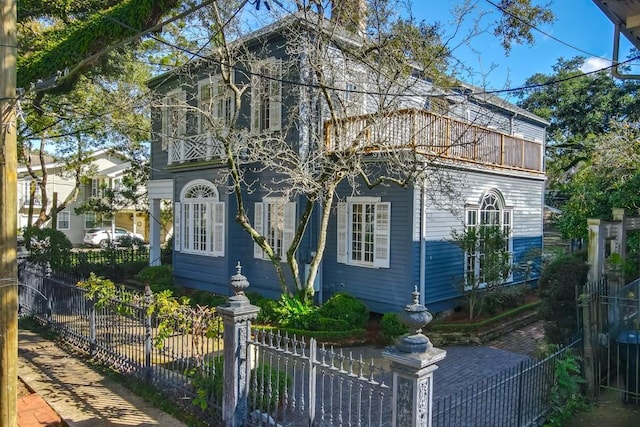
[254,199,296,261]
[21,179,41,207]
[175,179,225,257]
[84,212,112,229]
[91,179,101,197]
[57,211,70,230]
[464,190,513,286]
[111,177,123,193]
[199,75,235,132]
[251,58,282,133]
[161,88,186,150]
[336,197,390,268]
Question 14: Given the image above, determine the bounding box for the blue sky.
[412,0,635,100]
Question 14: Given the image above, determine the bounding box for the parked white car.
[83,227,145,248]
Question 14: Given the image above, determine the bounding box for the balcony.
[324,109,544,173]
[167,133,226,165]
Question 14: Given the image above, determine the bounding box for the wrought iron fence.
[247,329,392,426]
[432,337,582,427]
[18,260,582,427]
[581,277,640,403]
[18,261,223,424]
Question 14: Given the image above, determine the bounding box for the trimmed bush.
[538,254,589,344]
[379,312,408,342]
[136,265,175,293]
[317,292,369,329]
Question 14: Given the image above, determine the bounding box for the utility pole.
[0,0,18,425]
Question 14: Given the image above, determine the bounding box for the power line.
[484,0,613,62]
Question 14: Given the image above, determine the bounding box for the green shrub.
[23,226,73,270]
[245,291,264,305]
[309,316,351,331]
[272,294,317,329]
[379,313,408,342]
[255,298,278,324]
[317,292,369,329]
[136,265,175,293]
[538,255,589,344]
[186,356,224,410]
[545,351,589,426]
[187,357,291,413]
[482,285,526,315]
[189,291,227,308]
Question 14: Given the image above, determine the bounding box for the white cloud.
[580,57,611,74]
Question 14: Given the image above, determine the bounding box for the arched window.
[464,189,512,286]
[175,180,225,257]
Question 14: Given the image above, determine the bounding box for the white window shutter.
[336,202,348,264]
[212,202,225,257]
[250,73,259,133]
[178,91,187,136]
[254,202,264,258]
[373,202,391,268]
[174,202,181,252]
[269,59,282,132]
[282,202,296,259]
[161,97,169,150]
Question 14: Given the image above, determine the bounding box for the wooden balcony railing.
[167,132,226,165]
[324,109,544,173]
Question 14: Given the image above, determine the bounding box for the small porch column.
[383,287,446,427]
[149,199,161,266]
[147,179,173,266]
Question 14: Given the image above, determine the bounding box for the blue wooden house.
[146,13,547,314]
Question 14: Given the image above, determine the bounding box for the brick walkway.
[17,393,63,427]
[18,329,188,427]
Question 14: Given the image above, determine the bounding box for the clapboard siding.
[421,240,465,312]
[512,235,543,282]
[321,183,415,314]
[425,170,544,240]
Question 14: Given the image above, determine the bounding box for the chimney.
[331,0,367,37]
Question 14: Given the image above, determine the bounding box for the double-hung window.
[175,180,225,257]
[199,75,234,132]
[254,199,296,261]
[57,211,70,230]
[336,198,391,268]
[161,89,186,150]
[464,190,512,287]
[251,58,282,133]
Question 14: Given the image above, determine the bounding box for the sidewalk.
[18,329,188,427]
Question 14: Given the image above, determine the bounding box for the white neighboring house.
[17,149,148,246]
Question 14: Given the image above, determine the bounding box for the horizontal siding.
[419,235,543,313]
[173,252,230,294]
[423,240,465,312]
[322,184,415,314]
[513,119,545,142]
[512,235,543,282]
[425,169,544,241]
